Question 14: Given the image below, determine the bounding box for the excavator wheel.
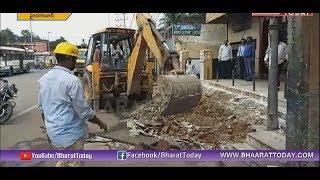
[154,74,202,116]
[137,91,149,101]
[83,72,93,104]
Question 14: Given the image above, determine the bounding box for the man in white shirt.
[264,39,288,90]
[186,59,195,75]
[218,39,233,79]
[236,38,247,79]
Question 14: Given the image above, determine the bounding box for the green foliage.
[0,28,17,46]
[0,28,66,52]
[49,37,67,52]
[160,13,205,26]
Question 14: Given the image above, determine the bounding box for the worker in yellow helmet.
[37,42,108,167]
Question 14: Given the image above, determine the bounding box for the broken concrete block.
[227,115,236,120]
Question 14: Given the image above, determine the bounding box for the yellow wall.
[175,41,219,59]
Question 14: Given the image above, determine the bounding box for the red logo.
[20,152,32,160]
[252,13,313,17]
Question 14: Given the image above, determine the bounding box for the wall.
[175,41,219,59]
[202,17,262,77]
[18,42,48,53]
[172,16,262,77]
[227,17,261,77]
[200,24,227,44]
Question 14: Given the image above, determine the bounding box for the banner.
[173,24,201,36]
[17,13,71,21]
[1,150,319,162]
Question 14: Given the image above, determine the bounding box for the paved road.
[0,69,220,167]
[1,69,49,149]
[1,70,48,117]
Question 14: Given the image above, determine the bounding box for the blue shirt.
[243,44,255,58]
[237,44,246,57]
[38,66,94,148]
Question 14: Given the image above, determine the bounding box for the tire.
[9,67,14,76]
[0,102,13,125]
[25,65,30,72]
[82,72,93,104]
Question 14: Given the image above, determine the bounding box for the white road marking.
[11,105,37,120]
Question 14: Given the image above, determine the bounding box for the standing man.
[243,37,255,81]
[264,36,288,90]
[236,38,247,79]
[218,39,233,79]
[38,42,108,167]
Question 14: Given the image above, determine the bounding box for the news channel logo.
[117,151,128,160]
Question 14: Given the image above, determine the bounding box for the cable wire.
[129,13,136,29]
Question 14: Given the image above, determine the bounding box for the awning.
[206,13,228,24]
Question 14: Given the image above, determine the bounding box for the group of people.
[218,37,255,81]
[218,36,288,90]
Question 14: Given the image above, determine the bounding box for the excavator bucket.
[154,74,202,116]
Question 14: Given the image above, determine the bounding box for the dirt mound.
[125,85,266,149]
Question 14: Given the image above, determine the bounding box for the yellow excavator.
[83,13,202,115]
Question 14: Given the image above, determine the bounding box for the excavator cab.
[85,29,134,70]
[83,28,152,110]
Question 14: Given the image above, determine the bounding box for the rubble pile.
[123,85,267,150]
[86,135,135,150]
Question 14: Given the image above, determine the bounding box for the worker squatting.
[32,153,93,160]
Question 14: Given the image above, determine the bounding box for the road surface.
[1,70,48,149]
[0,69,220,167]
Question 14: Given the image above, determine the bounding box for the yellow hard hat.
[53,42,79,58]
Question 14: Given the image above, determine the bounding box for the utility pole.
[47,32,51,55]
[0,13,2,32]
[107,13,110,27]
[123,13,126,28]
[308,13,319,167]
[116,13,127,28]
[286,16,308,166]
[286,15,319,167]
[29,19,33,51]
[267,17,279,130]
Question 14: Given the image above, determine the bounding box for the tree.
[49,37,67,52]
[160,13,183,26]
[0,28,18,45]
[18,29,44,43]
[19,30,31,43]
[160,13,206,27]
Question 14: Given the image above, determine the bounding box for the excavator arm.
[127,13,183,95]
[126,13,202,115]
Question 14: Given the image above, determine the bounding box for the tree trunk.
[286,16,316,167]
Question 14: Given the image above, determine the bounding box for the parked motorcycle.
[0,78,18,124]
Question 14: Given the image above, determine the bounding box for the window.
[85,37,94,66]
[79,50,86,60]
[101,33,133,69]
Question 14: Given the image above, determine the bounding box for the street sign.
[17,13,72,21]
[173,24,201,36]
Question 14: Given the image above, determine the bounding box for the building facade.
[17,42,48,53]
[205,13,264,78]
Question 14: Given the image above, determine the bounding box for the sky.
[0,13,163,45]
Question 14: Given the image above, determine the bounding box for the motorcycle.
[0,78,18,124]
